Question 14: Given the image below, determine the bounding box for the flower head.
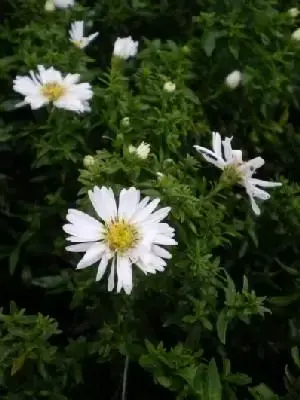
[128,142,150,159]
[194,132,282,215]
[292,28,300,40]
[225,70,242,89]
[113,36,139,59]
[53,0,74,8]
[13,65,93,113]
[83,155,96,168]
[69,21,99,49]
[163,81,176,93]
[63,186,177,294]
[288,7,299,17]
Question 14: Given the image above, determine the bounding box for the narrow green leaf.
[206,358,222,400]
[216,311,228,344]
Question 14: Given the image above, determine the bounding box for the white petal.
[118,187,140,220]
[108,258,115,291]
[212,131,222,159]
[77,243,105,269]
[116,256,133,294]
[251,186,270,200]
[88,186,117,222]
[132,198,160,222]
[249,195,261,216]
[152,244,172,259]
[96,256,108,281]
[63,223,101,242]
[194,145,225,168]
[66,242,96,252]
[66,235,102,243]
[249,178,282,188]
[153,235,177,246]
[146,207,171,223]
[66,209,102,230]
[222,137,234,162]
[242,157,265,174]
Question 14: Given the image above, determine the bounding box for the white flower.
[63,186,177,294]
[163,81,176,93]
[121,116,130,127]
[128,142,150,159]
[69,21,99,49]
[83,155,95,168]
[292,28,300,40]
[44,0,55,11]
[288,8,299,17]
[225,70,242,89]
[194,131,282,215]
[53,0,74,8]
[113,36,139,59]
[13,65,93,113]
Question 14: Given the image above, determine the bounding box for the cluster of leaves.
[1,0,300,399]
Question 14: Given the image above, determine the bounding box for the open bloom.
[128,142,150,159]
[194,132,282,215]
[63,186,177,294]
[13,65,93,113]
[225,70,242,89]
[53,0,74,8]
[113,36,138,59]
[69,21,99,49]
[163,81,176,93]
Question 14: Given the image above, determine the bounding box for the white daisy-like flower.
[13,65,93,113]
[113,36,139,59]
[288,8,299,18]
[53,0,74,8]
[225,70,242,89]
[69,21,99,49]
[194,131,282,215]
[292,28,300,40]
[128,142,150,159]
[163,81,176,93]
[63,186,177,294]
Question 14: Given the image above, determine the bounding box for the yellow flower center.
[106,220,138,254]
[41,82,66,101]
[73,40,84,48]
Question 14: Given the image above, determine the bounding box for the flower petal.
[77,243,105,269]
[88,186,117,222]
[212,131,222,159]
[96,256,109,282]
[116,256,133,294]
[118,187,140,220]
[66,242,96,252]
[249,178,282,188]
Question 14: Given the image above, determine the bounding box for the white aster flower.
[63,186,177,294]
[44,0,55,11]
[163,81,176,93]
[113,36,139,59]
[225,70,242,89]
[288,8,299,18]
[128,142,150,159]
[53,0,74,8]
[292,28,300,40]
[13,65,93,113]
[194,131,282,215]
[69,21,99,49]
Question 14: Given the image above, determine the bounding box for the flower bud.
[44,0,55,11]
[292,28,300,40]
[288,8,299,18]
[225,70,242,89]
[83,155,95,168]
[121,117,130,127]
[163,81,176,93]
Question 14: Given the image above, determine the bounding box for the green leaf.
[182,88,200,104]
[291,346,300,368]
[157,376,172,388]
[249,384,279,400]
[216,311,228,344]
[225,373,252,385]
[206,358,222,400]
[201,30,225,56]
[11,354,26,376]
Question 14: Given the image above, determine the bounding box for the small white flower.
[194,131,282,215]
[83,155,96,168]
[69,21,99,49]
[121,117,130,127]
[44,0,55,11]
[163,81,176,93]
[292,28,300,40]
[156,172,165,181]
[63,186,177,294]
[13,65,93,113]
[53,0,74,8]
[288,8,299,17]
[225,70,242,89]
[128,142,150,159]
[113,36,139,59]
